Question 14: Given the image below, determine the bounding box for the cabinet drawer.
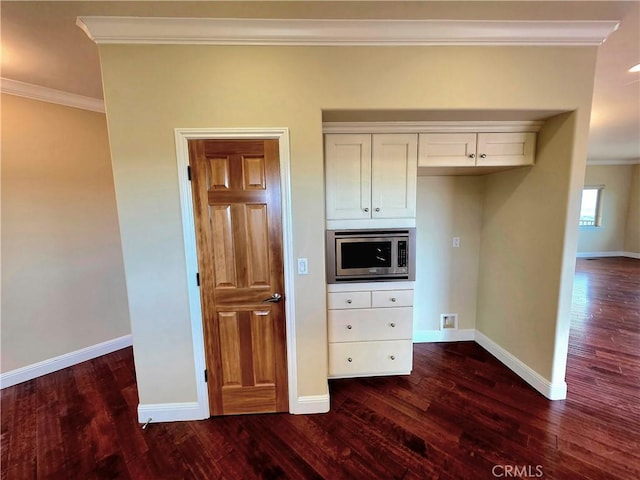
[328,307,413,342]
[329,340,413,377]
[327,291,371,310]
[371,289,413,307]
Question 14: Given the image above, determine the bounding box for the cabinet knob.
[347,324,353,330]
[375,207,381,212]
[469,153,476,159]
[347,357,353,362]
[391,297,397,302]
[390,322,396,328]
[480,153,487,158]
[363,208,369,212]
[346,299,352,304]
[390,355,396,360]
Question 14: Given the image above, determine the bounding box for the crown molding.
[76,16,619,47]
[0,78,105,113]
[322,120,544,134]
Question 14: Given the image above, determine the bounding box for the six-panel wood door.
[188,139,288,416]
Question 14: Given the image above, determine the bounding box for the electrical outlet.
[452,237,460,248]
[440,313,458,330]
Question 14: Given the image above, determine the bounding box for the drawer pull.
[390,322,396,328]
[390,355,396,360]
[347,324,353,330]
[346,299,352,304]
[347,357,353,362]
[391,297,397,302]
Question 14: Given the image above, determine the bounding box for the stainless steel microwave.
[326,229,416,283]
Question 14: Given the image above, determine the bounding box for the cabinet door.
[325,134,372,220]
[371,134,418,219]
[418,133,477,167]
[476,132,536,166]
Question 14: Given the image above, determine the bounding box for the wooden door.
[324,134,372,220]
[188,139,288,416]
[371,134,418,219]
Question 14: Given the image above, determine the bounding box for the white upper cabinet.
[419,131,536,168]
[325,133,417,228]
[371,134,418,220]
[417,133,477,167]
[324,134,372,221]
[475,132,536,167]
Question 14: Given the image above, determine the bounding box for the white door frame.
[174,127,298,417]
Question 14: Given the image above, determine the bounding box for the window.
[579,186,604,227]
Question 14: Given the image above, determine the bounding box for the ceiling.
[2,1,639,164]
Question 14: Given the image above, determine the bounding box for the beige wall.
[414,175,484,334]
[624,165,640,254]
[476,111,595,383]
[1,94,130,373]
[98,43,598,406]
[577,164,635,254]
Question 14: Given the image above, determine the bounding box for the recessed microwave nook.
[326,228,416,283]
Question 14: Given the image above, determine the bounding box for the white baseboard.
[137,394,330,422]
[413,329,476,343]
[137,402,208,424]
[577,251,640,259]
[0,334,133,389]
[291,394,331,414]
[474,330,567,400]
[576,251,623,258]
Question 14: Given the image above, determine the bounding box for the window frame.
[579,185,604,228]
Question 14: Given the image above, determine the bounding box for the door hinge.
[187,165,192,181]
[196,272,200,287]
[204,369,208,383]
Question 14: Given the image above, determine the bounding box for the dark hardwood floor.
[2,257,639,479]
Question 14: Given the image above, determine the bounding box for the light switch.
[297,258,309,275]
[452,237,460,248]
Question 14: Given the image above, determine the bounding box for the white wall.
[1,94,131,376]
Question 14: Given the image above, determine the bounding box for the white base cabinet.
[327,282,414,379]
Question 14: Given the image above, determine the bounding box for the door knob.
[262,293,282,303]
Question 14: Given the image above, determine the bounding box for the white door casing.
[174,127,306,418]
